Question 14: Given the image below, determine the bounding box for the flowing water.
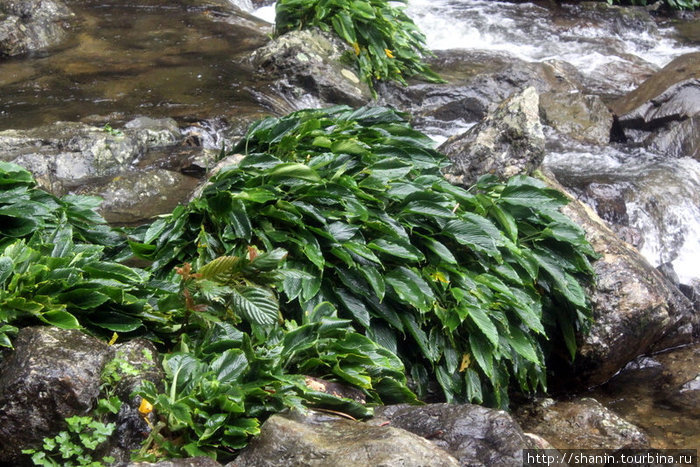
[0,0,271,130]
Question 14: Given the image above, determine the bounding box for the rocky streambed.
[0,0,699,465]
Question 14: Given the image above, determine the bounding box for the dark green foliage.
[134,253,413,461]
[1,106,597,462]
[0,162,414,463]
[0,162,176,346]
[131,105,596,408]
[274,0,443,93]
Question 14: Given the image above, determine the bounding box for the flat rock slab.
[372,403,533,467]
[515,397,649,451]
[232,410,460,467]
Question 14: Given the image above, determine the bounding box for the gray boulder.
[0,117,181,195]
[440,86,545,186]
[0,326,112,464]
[541,173,696,386]
[231,410,460,467]
[612,53,700,159]
[372,403,533,467]
[667,373,700,417]
[250,28,371,109]
[515,397,649,451]
[539,91,613,145]
[378,49,582,137]
[0,0,73,57]
[81,168,200,225]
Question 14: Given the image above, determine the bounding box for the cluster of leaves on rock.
[0,161,409,462]
[274,0,443,93]
[0,106,596,463]
[0,161,148,346]
[132,105,596,408]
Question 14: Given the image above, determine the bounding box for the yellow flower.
[352,42,361,56]
[459,353,471,372]
[108,332,118,346]
[138,398,154,416]
[384,49,395,59]
[430,271,449,284]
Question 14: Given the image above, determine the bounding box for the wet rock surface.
[612,53,700,159]
[0,328,166,466]
[540,173,696,386]
[0,326,112,464]
[0,117,181,195]
[129,458,224,467]
[232,410,461,467]
[539,91,613,145]
[589,343,700,449]
[377,49,581,139]
[440,87,545,186]
[250,28,371,109]
[81,168,200,225]
[0,0,74,57]
[371,403,532,467]
[514,397,650,451]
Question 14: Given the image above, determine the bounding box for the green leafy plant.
[22,416,116,467]
[133,254,413,462]
[130,105,596,408]
[0,162,185,346]
[274,0,443,93]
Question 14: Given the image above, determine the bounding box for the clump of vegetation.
[274,0,443,93]
[21,415,116,467]
[132,250,412,460]
[1,105,596,464]
[132,105,597,408]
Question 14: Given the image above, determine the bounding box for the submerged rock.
[668,373,700,417]
[612,53,700,159]
[0,326,112,464]
[0,0,74,57]
[372,403,533,467]
[81,169,200,225]
[440,86,545,186]
[588,343,700,449]
[515,397,650,451]
[250,28,371,109]
[232,410,460,467]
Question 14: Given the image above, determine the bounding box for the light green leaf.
[41,310,81,329]
[0,256,13,284]
[268,163,321,182]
